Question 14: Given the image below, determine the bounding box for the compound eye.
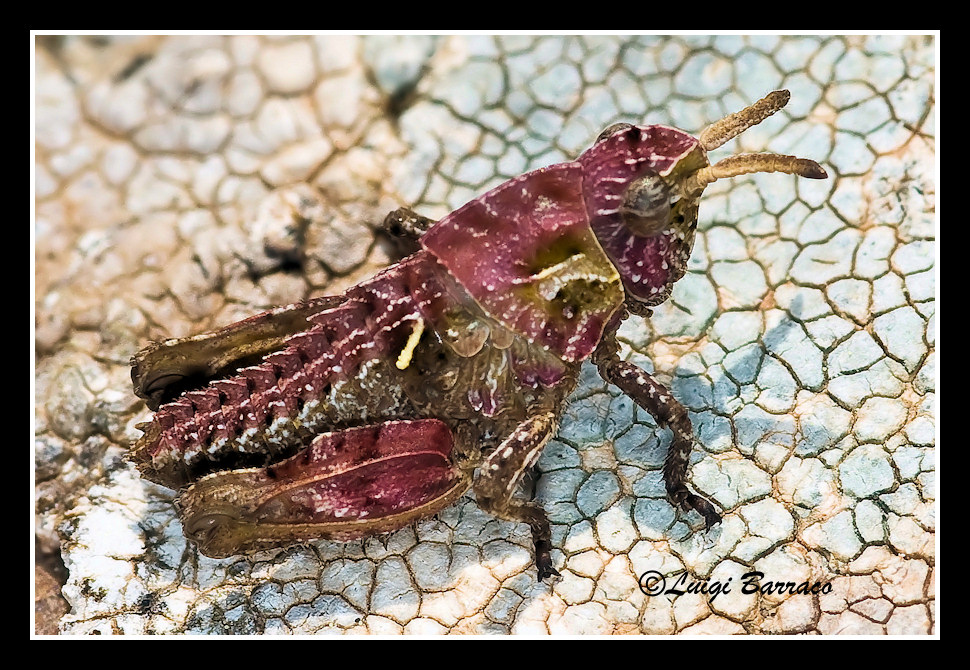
[620,173,672,237]
[596,122,634,144]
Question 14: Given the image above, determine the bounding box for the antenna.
[687,89,827,194]
[699,89,792,151]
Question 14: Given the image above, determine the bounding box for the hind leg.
[178,419,470,558]
[131,295,345,410]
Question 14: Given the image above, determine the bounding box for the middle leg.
[474,411,560,581]
[382,207,436,239]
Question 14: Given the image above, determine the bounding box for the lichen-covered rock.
[34,34,936,635]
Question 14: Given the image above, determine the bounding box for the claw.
[537,564,561,582]
[684,493,722,530]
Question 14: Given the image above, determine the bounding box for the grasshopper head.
[579,90,826,307]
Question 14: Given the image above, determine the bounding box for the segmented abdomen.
[133,251,576,490]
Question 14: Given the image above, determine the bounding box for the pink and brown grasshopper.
[130,91,825,580]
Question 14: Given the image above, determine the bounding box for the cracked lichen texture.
[34,35,936,635]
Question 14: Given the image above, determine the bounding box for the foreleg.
[593,321,721,529]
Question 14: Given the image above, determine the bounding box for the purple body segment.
[421,164,622,362]
[257,419,461,528]
[340,249,457,346]
[578,125,699,303]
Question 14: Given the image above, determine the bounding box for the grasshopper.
[130,90,825,580]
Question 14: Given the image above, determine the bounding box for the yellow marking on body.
[529,253,586,282]
[395,317,425,370]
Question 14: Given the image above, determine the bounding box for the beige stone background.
[34,34,937,635]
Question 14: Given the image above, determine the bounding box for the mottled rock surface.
[34,34,936,635]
